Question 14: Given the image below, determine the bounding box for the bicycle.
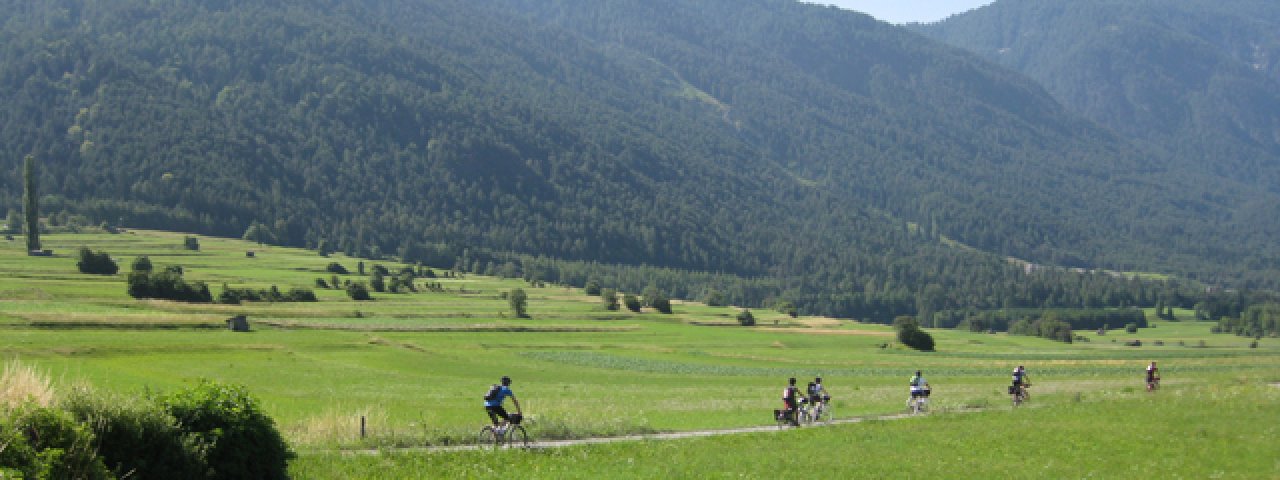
[907,389,930,414]
[1147,376,1160,392]
[810,395,833,424]
[774,403,803,428]
[477,414,529,449]
[1010,384,1030,406]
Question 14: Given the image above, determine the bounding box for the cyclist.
[1011,365,1030,401]
[1145,361,1160,391]
[781,377,805,426]
[483,376,523,433]
[909,370,930,409]
[808,376,830,416]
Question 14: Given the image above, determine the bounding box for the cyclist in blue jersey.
[484,376,523,431]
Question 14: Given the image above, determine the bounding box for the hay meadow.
[2,230,1278,478]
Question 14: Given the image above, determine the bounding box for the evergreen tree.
[509,288,529,318]
[22,155,39,252]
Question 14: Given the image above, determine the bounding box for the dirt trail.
[337,409,978,455]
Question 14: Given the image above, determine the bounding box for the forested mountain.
[919,0,1280,212]
[0,0,1275,319]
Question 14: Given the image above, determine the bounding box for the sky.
[815,0,996,24]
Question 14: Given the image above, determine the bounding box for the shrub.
[131,256,153,273]
[76,247,119,275]
[894,316,935,351]
[623,294,642,313]
[584,279,602,296]
[325,262,349,275]
[897,326,936,352]
[127,266,212,303]
[652,295,673,314]
[183,236,200,251]
[1125,323,1139,333]
[63,389,207,479]
[704,289,727,307]
[601,288,619,311]
[315,278,329,289]
[9,405,112,479]
[0,415,39,479]
[737,309,756,326]
[162,381,292,480]
[346,282,372,301]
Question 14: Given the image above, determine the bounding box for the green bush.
[77,247,119,275]
[623,294,642,312]
[346,282,372,301]
[736,309,756,326]
[63,390,208,479]
[0,414,40,479]
[162,382,292,480]
[897,326,936,352]
[9,405,112,479]
[1125,323,1139,333]
[183,236,200,251]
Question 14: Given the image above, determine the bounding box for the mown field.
[2,230,1278,478]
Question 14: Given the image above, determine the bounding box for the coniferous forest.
[2,0,1279,323]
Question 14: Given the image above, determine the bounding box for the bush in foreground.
[162,381,293,480]
[64,389,208,479]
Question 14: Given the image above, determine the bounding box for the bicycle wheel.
[476,426,499,448]
[818,405,834,424]
[506,425,530,449]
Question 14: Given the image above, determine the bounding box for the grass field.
[2,230,1278,477]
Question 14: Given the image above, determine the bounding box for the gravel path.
[333,408,980,455]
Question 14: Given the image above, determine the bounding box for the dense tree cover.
[950,307,1146,334]
[1216,304,1280,337]
[126,265,213,303]
[0,0,1275,318]
[919,2,1280,290]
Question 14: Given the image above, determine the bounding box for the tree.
[737,309,756,326]
[5,210,19,234]
[775,300,798,318]
[242,222,273,245]
[894,315,935,351]
[76,247,119,275]
[641,285,662,308]
[602,288,619,311]
[704,289,727,307]
[509,288,529,318]
[585,279,602,296]
[22,155,39,252]
[652,293,673,314]
[346,282,372,301]
[131,256,153,273]
[623,294,642,312]
[369,270,386,293]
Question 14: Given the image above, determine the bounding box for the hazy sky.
[816,0,995,24]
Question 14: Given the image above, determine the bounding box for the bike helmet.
[501,376,512,386]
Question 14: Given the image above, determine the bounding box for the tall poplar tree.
[22,155,39,252]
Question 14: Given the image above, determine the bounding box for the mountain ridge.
[0,0,1274,317]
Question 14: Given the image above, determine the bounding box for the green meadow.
[2,231,1278,477]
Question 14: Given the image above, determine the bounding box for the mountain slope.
[918,0,1280,190]
[0,0,1272,316]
